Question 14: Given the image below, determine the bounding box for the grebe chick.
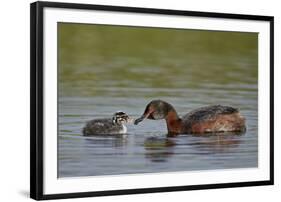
[134,100,246,135]
[83,111,133,136]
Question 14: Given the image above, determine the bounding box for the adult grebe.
[83,111,133,136]
[134,100,246,135]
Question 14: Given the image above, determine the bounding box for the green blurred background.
[58,23,258,97]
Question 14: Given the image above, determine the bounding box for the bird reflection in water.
[188,132,244,154]
[144,137,176,163]
[83,134,129,148]
[144,132,244,163]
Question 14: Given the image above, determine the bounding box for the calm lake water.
[58,23,258,177]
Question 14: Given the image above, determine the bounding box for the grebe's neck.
[165,108,182,135]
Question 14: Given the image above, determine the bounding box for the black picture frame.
[30,1,274,200]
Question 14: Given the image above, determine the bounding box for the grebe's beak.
[134,108,154,125]
[134,115,145,125]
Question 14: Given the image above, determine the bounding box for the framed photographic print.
[30,1,274,200]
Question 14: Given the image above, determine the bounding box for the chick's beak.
[126,117,135,124]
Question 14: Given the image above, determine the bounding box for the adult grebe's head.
[134,100,175,125]
[112,111,134,125]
